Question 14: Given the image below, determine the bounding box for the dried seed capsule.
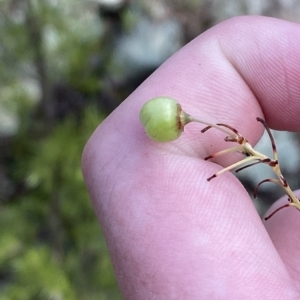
[139,97,191,142]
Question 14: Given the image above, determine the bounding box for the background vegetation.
[1,0,300,299]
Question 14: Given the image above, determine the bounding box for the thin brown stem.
[253,178,282,199]
[235,158,271,173]
[256,118,278,161]
[195,119,236,138]
[264,204,290,220]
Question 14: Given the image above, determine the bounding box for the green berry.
[139,97,191,142]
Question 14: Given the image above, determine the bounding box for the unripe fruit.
[139,97,191,142]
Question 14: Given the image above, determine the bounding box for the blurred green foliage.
[0,0,121,299]
[1,108,121,299]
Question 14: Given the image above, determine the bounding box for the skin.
[82,16,300,299]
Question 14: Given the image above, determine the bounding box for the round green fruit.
[139,97,190,142]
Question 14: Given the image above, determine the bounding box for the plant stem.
[187,114,300,219]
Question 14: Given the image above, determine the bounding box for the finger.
[264,191,300,291]
[82,16,300,299]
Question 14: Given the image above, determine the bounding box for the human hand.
[82,16,300,299]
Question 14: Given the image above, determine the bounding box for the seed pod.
[139,97,191,142]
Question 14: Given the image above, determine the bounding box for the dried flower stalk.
[140,97,299,220]
[192,116,300,220]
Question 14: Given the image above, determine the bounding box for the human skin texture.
[82,16,300,299]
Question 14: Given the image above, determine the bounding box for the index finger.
[82,16,300,299]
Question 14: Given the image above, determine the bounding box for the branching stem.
[192,116,300,220]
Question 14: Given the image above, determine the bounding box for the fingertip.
[263,192,300,286]
[264,190,300,232]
